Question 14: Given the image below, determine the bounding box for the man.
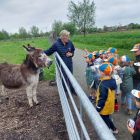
[130,43,140,89]
[44,30,76,94]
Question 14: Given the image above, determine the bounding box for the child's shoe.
[127,109,132,115]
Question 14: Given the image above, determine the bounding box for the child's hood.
[102,78,117,90]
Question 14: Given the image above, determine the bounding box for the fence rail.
[54,52,116,140]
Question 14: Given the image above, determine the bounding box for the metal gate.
[54,52,116,140]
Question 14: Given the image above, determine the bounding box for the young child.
[107,56,122,89]
[120,55,136,115]
[99,50,106,61]
[108,56,122,112]
[92,51,103,65]
[107,47,118,58]
[127,89,140,140]
[84,53,97,102]
[96,62,118,134]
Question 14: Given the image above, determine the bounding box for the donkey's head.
[23,44,52,68]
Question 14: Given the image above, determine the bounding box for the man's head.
[130,43,140,56]
[60,30,70,44]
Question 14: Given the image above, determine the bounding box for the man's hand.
[66,52,73,57]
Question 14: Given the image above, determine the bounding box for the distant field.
[0,30,139,80]
[72,29,140,59]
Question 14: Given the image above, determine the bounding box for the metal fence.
[54,52,116,140]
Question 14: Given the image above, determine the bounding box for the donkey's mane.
[23,54,38,73]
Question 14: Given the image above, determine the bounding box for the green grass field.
[71,29,140,59]
[0,30,139,80]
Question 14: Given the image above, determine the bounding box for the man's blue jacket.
[44,38,75,72]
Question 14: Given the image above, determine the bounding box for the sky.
[0,0,140,33]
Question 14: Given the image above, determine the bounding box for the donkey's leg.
[32,84,39,104]
[26,85,33,107]
[1,85,7,96]
[0,85,9,101]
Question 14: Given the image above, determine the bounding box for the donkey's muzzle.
[47,60,53,68]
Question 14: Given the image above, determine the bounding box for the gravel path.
[73,48,89,93]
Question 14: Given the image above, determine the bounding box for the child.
[99,50,106,61]
[107,47,118,58]
[107,56,122,88]
[84,53,97,102]
[96,62,118,134]
[92,51,103,65]
[120,55,136,115]
[127,89,140,140]
[108,56,122,112]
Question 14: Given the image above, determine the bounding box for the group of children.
[83,44,140,138]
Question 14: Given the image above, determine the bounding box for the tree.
[128,23,140,29]
[52,20,63,36]
[18,27,28,38]
[0,29,9,40]
[63,22,77,35]
[68,0,95,36]
[10,33,20,39]
[30,26,40,37]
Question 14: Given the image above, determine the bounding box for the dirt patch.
[0,81,68,140]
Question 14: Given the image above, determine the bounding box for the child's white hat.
[134,62,140,67]
[131,89,140,99]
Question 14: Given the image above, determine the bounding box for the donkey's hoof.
[29,104,33,108]
[35,102,40,106]
[5,97,9,100]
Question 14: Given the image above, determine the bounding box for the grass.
[71,29,140,60]
[0,30,139,80]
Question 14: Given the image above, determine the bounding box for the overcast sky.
[0,0,140,33]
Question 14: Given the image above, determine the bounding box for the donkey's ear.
[22,45,35,53]
[22,45,29,51]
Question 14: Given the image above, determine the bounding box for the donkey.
[0,44,52,107]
